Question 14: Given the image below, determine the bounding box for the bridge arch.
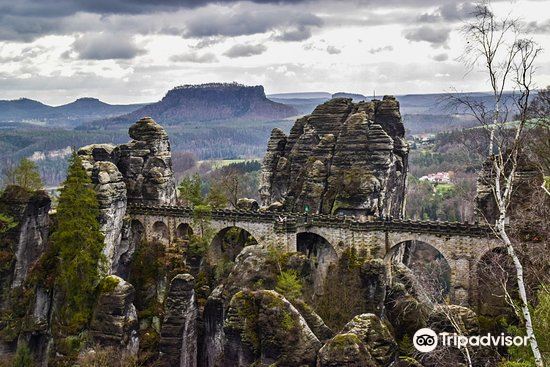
[209,226,259,263]
[176,222,193,242]
[386,239,452,301]
[152,220,170,244]
[297,231,339,295]
[475,246,515,315]
[130,219,145,246]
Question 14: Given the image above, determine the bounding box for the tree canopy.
[50,153,105,333]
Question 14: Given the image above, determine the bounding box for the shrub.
[275,270,303,300]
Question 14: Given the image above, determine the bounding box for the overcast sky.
[0,0,549,105]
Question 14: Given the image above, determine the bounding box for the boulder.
[236,198,259,211]
[385,283,429,340]
[340,313,397,366]
[317,334,377,367]
[223,290,321,366]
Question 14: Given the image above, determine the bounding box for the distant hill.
[84,83,298,130]
[0,97,145,127]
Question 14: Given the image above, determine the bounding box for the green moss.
[281,311,295,332]
[234,292,260,353]
[98,275,120,294]
[330,333,362,350]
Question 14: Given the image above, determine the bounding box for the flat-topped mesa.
[260,96,408,218]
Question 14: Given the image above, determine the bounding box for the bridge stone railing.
[127,203,493,238]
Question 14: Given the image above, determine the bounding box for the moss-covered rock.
[317,333,377,367]
[223,290,321,366]
[341,313,397,366]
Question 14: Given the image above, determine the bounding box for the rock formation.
[0,186,51,289]
[160,274,198,367]
[260,96,408,218]
[316,312,398,367]
[475,154,543,224]
[78,116,177,272]
[223,290,321,367]
[90,275,139,355]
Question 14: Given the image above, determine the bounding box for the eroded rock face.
[78,117,176,272]
[0,186,51,288]
[340,314,397,366]
[90,275,139,355]
[160,274,198,367]
[223,290,321,367]
[91,161,127,271]
[260,96,408,218]
[317,333,377,367]
[318,313,396,367]
[118,117,176,205]
[475,155,543,224]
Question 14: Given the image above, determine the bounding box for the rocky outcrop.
[118,117,176,205]
[90,275,139,355]
[317,333,377,367]
[318,313,396,367]
[0,186,51,288]
[91,161,127,270]
[223,290,321,366]
[360,259,387,315]
[340,314,397,366]
[160,274,198,367]
[78,117,176,272]
[260,96,408,218]
[475,154,543,224]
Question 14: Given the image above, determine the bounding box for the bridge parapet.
[127,203,493,238]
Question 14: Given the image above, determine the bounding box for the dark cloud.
[223,43,267,58]
[432,53,449,62]
[417,2,477,23]
[369,45,393,54]
[326,45,341,54]
[170,51,218,63]
[182,9,322,38]
[403,26,451,47]
[72,33,146,60]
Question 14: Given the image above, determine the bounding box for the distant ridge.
[0,97,145,127]
[83,83,298,130]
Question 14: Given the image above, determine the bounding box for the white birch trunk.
[495,207,544,367]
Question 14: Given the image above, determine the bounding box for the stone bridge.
[128,203,503,306]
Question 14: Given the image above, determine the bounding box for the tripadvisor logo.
[413,328,529,353]
[413,328,438,352]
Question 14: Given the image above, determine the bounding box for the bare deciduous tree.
[450,1,545,365]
